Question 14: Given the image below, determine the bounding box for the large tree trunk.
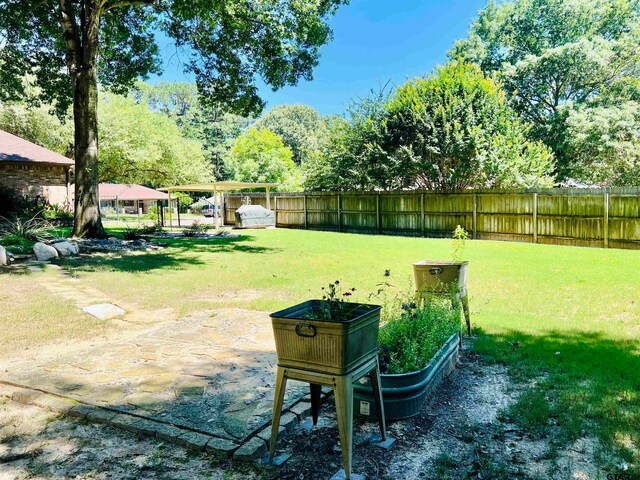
[68,0,106,238]
[72,66,105,238]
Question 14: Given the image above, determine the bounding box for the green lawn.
[2,227,639,471]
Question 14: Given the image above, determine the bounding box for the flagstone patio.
[0,307,319,460]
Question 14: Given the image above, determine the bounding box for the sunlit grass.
[0,273,111,356]
[2,227,639,469]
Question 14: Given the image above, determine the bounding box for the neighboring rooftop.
[98,183,169,201]
[0,129,74,166]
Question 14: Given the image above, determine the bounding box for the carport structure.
[159,181,279,227]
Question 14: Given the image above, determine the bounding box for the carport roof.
[158,181,279,193]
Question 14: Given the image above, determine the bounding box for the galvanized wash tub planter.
[413,260,468,295]
[413,260,471,335]
[270,300,382,375]
[353,332,460,420]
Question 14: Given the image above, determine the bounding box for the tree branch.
[103,0,158,12]
[58,0,81,76]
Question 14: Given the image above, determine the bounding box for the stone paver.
[234,437,267,462]
[82,303,126,320]
[1,306,310,460]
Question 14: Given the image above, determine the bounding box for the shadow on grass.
[473,328,640,471]
[57,235,279,273]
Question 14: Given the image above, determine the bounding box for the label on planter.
[359,401,370,416]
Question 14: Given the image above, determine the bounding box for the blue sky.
[149,0,487,116]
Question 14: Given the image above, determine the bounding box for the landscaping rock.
[33,242,59,261]
[0,245,7,266]
[52,241,79,256]
[107,237,121,244]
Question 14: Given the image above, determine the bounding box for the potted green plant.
[413,225,471,334]
[270,281,382,375]
[353,284,461,420]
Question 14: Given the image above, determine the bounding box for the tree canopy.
[450,0,640,184]
[0,0,347,236]
[253,104,326,165]
[306,63,555,191]
[226,127,299,189]
[98,93,212,187]
[133,81,252,180]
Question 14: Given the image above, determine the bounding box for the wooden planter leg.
[333,375,354,480]
[369,363,387,441]
[310,383,322,426]
[269,367,287,461]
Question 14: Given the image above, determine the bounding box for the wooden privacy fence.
[224,188,640,250]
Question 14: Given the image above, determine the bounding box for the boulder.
[33,242,59,261]
[52,241,79,256]
[0,246,7,266]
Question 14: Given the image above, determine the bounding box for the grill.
[234,205,275,228]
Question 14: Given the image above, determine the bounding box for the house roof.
[0,129,74,166]
[99,183,169,201]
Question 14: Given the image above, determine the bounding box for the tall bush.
[305,63,555,191]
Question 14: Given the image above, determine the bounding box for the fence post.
[303,194,308,230]
[533,193,538,244]
[604,193,610,248]
[420,193,425,237]
[274,195,278,227]
[376,194,381,234]
[337,194,342,232]
[472,193,478,240]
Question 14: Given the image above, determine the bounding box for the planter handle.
[429,267,443,276]
[295,322,317,338]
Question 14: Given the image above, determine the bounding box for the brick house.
[0,129,73,207]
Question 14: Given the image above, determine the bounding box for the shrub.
[182,220,208,237]
[0,186,31,217]
[0,213,51,242]
[378,297,461,375]
[121,226,143,240]
[139,223,164,235]
[42,206,74,226]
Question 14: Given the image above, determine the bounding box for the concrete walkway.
[1,303,317,460]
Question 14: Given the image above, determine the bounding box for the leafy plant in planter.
[355,272,462,420]
[304,280,360,321]
[378,298,460,375]
[413,225,471,335]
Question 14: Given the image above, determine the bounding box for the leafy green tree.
[561,101,640,185]
[304,91,392,191]
[0,0,347,237]
[133,81,252,180]
[0,102,72,155]
[306,63,555,191]
[227,128,300,189]
[254,104,326,165]
[450,0,640,183]
[98,93,211,187]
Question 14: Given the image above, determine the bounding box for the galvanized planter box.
[413,260,468,295]
[353,332,460,420]
[270,300,382,375]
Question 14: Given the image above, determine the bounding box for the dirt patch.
[270,348,610,480]
[189,289,263,303]
[0,399,259,480]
